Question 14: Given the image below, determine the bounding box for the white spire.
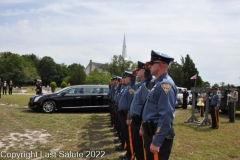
[122,34,128,60]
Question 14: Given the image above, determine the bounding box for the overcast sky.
[0,0,239,86]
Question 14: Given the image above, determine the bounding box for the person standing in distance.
[182,88,189,109]
[8,80,13,95]
[209,86,220,129]
[141,50,177,160]
[227,85,238,123]
[36,80,42,95]
[3,80,7,95]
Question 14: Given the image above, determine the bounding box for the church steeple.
[122,34,128,60]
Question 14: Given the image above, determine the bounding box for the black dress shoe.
[114,139,121,144]
[119,154,127,158]
[115,146,124,151]
[115,144,122,148]
[114,138,119,141]
[113,132,118,137]
[110,128,116,132]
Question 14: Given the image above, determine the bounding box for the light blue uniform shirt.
[210,92,220,106]
[129,78,155,117]
[111,85,117,101]
[142,73,177,147]
[118,84,134,111]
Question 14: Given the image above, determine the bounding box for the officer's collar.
[155,72,168,83]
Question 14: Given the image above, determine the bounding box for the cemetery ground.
[0,88,240,160]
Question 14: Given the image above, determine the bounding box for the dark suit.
[3,82,7,95]
[9,82,13,95]
[182,90,189,109]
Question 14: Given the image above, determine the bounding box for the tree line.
[0,51,233,92]
[0,52,86,87]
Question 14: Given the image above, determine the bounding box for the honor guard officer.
[111,76,122,132]
[107,77,114,126]
[130,61,146,91]
[128,61,154,160]
[110,77,118,127]
[228,85,238,123]
[36,79,42,95]
[117,71,135,160]
[141,50,177,160]
[209,86,220,129]
[114,73,128,151]
[112,76,122,136]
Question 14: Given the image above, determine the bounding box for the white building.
[84,34,127,75]
[84,60,103,75]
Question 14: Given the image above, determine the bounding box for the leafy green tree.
[168,61,183,87]
[203,81,211,88]
[101,55,137,76]
[54,63,69,86]
[38,56,57,86]
[85,69,111,85]
[0,52,39,85]
[63,76,70,84]
[213,83,220,88]
[22,53,40,69]
[68,63,86,85]
[60,82,68,88]
[50,82,57,92]
[181,55,204,89]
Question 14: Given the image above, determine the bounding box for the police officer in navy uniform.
[110,77,118,128]
[112,76,123,142]
[107,77,114,127]
[115,75,127,151]
[117,71,135,160]
[141,50,177,160]
[128,61,154,160]
[209,86,220,129]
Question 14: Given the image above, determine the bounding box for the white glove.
[227,94,231,97]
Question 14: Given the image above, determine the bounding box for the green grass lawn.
[0,90,240,160]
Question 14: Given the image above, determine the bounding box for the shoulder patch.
[156,127,161,133]
[129,89,134,95]
[161,84,172,94]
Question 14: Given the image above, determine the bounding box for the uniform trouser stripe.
[142,136,147,160]
[128,125,135,160]
[124,140,127,149]
[233,102,236,122]
[152,135,159,160]
[214,106,219,128]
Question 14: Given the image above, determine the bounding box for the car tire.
[42,100,56,113]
